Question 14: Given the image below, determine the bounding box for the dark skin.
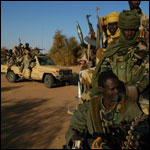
[129,1,141,14]
[129,1,141,10]
[122,29,137,40]
[108,22,118,36]
[71,77,120,146]
[100,78,119,110]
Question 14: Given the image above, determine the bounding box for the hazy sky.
[1,1,149,53]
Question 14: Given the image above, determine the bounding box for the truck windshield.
[38,56,56,65]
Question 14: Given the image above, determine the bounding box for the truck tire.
[7,71,17,83]
[44,74,54,88]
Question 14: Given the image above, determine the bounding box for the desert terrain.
[1,66,81,149]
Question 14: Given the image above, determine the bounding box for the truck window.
[38,56,56,66]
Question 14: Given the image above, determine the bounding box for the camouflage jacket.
[65,95,142,148]
[92,42,149,93]
[6,54,16,67]
[139,12,147,39]
[101,42,148,93]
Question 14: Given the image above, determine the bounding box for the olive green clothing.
[91,37,149,92]
[65,95,142,148]
[118,10,140,29]
[91,19,149,93]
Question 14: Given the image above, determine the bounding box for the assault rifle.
[96,7,103,50]
[86,15,96,41]
[76,21,96,49]
[85,14,96,66]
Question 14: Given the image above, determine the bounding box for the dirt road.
[1,66,80,149]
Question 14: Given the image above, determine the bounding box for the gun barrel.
[76,21,84,43]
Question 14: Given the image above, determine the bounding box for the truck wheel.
[44,74,54,88]
[7,71,17,83]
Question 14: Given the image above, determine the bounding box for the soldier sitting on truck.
[22,50,32,79]
[13,45,21,66]
[79,12,120,95]
[6,49,16,68]
[84,10,149,115]
[65,71,145,149]
[25,43,31,51]
[4,49,9,59]
[96,12,120,65]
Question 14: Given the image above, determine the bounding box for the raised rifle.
[86,15,96,41]
[76,21,84,44]
[96,7,103,50]
[86,15,96,65]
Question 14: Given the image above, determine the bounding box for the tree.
[49,30,84,66]
[1,47,6,58]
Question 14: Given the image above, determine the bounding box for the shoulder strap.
[90,96,104,133]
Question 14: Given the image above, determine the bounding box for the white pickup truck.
[1,56,73,88]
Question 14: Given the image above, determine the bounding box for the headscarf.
[106,12,120,39]
[91,10,140,88]
[118,10,140,29]
[106,12,119,24]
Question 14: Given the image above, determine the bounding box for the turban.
[106,12,119,24]
[118,10,140,29]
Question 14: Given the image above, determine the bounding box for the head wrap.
[118,10,140,29]
[105,12,120,38]
[100,12,120,38]
[106,12,119,24]
[91,11,140,88]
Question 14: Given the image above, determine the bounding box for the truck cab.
[1,56,73,88]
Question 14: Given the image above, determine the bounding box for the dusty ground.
[1,66,81,149]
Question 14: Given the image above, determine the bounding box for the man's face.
[108,22,118,35]
[80,60,86,65]
[129,1,141,10]
[122,29,137,40]
[102,78,119,105]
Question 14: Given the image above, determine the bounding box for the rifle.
[76,21,84,44]
[96,7,103,50]
[86,15,96,64]
[36,48,45,53]
[70,114,149,149]
[86,15,96,41]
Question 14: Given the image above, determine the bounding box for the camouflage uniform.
[83,10,149,113]
[65,95,142,148]
[6,50,15,68]
[13,46,18,57]
[138,12,147,41]
[13,46,20,65]
[92,10,149,92]
[22,50,32,78]
[80,12,121,97]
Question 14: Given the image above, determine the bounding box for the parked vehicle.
[1,56,73,88]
